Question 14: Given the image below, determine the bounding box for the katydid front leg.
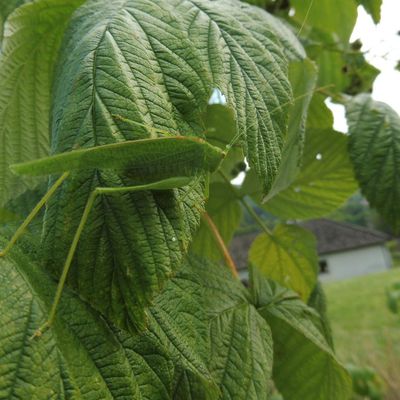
[0,172,70,258]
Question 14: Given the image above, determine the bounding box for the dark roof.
[229,219,390,269]
[300,219,390,255]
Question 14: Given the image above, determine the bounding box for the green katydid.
[1,136,228,337]
[0,89,239,338]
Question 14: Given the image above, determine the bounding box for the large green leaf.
[251,269,352,400]
[264,128,358,219]
[249,224,318,301]
[0,244,222,399]
[346,94,400,232]
[0,0,85,207]
[236,1,306,61]
[291,0,357,44]
[0,240,278,399]
[43,0,293,332]
[173,0,293,193]
[191,182,242,261]
[265,59,318,201]
[191,256,274,400]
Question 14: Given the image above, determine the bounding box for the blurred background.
[233,2,400,398]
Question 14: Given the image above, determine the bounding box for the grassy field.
[324,268,400,399]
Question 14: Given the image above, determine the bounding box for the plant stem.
[218,171,272,236]
[240,198,272,236]
[201,212,239,278]
[0,172,70,258]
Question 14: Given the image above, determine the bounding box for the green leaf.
[237,1,306,61]
[305,24,379,96]
[306,95,334,130]
[315,49,350,93]
[203,102,245,181]
[172,0,293,194]
[346,94,400,232]
[0,246,170,399]
[191,256,274,400]
[342,51,379,95]
[43,0,293,332]
[204,103,237,149]
[356,0,382,23]
[191,182,242,261]
[249,224,318,301]
[291,0,357,44]
[264,128,358,219]
[0,0,85,207]
[0,243,221,399]
[251,269,352,400]
[307,281,334,349]
[265,59,318,201]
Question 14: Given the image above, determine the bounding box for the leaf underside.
[0,243,273,400]
[249,224,318,301]
[43,0,293,332]
[346,94,400,232]
[0,0,85,206]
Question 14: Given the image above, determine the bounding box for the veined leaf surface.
[43,0,293,332]
[0,242,280,399]
[190,256,273,400]
[265,59,318,201]
[249,224,319,301]
[346,94,400,232]
[251,268,352,400]
[0,244,221,399]
[0,0,85,206]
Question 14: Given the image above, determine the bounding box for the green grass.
[324,268,400,399]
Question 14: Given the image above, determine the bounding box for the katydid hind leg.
[31,188,99,339]
[32,177,193,338]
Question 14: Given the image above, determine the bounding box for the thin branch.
[201,212,239,278]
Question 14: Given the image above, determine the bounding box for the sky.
[330,0,400,132]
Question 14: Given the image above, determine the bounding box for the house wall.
[319,244,392,282]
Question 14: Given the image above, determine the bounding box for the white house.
[301,219,393,282]
[230,219,393,283]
